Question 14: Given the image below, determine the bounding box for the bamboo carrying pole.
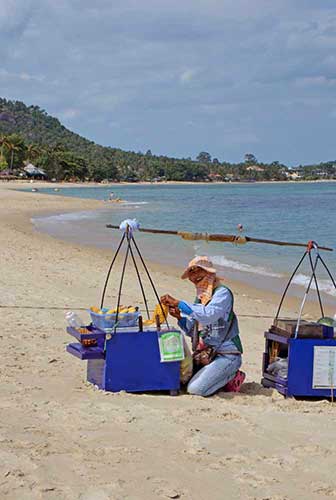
[106,225,333,251]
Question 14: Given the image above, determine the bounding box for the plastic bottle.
[65,311,83,328]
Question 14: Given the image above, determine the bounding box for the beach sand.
[1,182,336,500]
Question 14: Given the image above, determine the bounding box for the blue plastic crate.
[89,310,139,331]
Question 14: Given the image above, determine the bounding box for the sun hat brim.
[181,264,217,280]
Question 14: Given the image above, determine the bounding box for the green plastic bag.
[158,330,185,362]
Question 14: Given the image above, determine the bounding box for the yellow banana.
[90,306,100,313]
[143,303,168,326]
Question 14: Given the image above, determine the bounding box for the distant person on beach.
[161,256,245,396]
[108,191,123,202]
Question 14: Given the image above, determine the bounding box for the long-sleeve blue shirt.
[177,286,241,352]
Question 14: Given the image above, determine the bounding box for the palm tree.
[26,143,43,162]
[6,141,19,171]
[0,135,11,163]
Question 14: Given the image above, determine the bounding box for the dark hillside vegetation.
[0,98,335,182]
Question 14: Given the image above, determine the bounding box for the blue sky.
[1,0,336,165]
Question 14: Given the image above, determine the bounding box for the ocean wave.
[292,274,336,297]
[210,255,336,296]
[32,211,99,224]
[210,255,283,278]
[118,201,149,206]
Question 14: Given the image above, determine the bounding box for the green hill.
[0,98,132,180]
[0,97,213,181]
[0,97,335,182]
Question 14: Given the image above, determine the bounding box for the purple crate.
[261,377,288,396]
[262,372,287,387]
[66,342,104,360]
[66,326,106,342]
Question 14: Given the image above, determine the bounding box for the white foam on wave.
[292,274,336,297]
[210,255,336,296]
[32,211,99,224]
[210,255,283,278]
[121,200,148,205]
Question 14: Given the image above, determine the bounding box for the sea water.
[30,182,336,301]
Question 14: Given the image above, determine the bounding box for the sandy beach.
[1,182,336,500]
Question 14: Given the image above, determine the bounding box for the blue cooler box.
[67,326,181,394]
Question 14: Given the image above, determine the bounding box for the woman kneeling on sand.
[161,256,245,397]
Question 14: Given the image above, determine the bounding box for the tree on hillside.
[26,143,44,162]
[57,152,88,180]
[37,147,89,181]
[7,142,18,170]
[196,151,212,163]
[3,134,26,170]
[244,153,257,164]
[0,135,10,170]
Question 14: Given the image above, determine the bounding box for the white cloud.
[295,76,336,87]
[0,0,335,164]
[0,68,44,83]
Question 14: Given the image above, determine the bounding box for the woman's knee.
[187,355,242,397]
[187,378,212,397]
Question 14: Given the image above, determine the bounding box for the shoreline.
[3,178,336,189]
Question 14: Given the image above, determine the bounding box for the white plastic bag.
[267,357,288,379]
[180,335,193,384]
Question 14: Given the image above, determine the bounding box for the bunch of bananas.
[90,305,138,315]
[143,303,168,326]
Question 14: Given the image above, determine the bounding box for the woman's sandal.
[223,370,246,392]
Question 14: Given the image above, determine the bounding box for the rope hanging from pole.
[131,237,170,330]
[308,250,324,318]
[100,220,170,332]
[275,241,336,335]
[128,242,150,319]
[100,233,125,309]
[294,248,320,338]
[274,250,307,321]
[114,229,132,331]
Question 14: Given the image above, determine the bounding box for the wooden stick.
[106,225,333,251]
[155,314,161,332]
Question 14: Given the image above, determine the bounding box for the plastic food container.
[89,310,140,331]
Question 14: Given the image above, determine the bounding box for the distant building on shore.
[246,165,265,172]
[285,171,302,180]
[23,163,47,179]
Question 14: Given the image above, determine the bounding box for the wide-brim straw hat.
[181,256,217,279]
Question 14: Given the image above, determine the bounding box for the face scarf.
[196,273,220,305]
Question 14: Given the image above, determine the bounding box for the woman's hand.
[160,294,179,308]
[168,306,181,320]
